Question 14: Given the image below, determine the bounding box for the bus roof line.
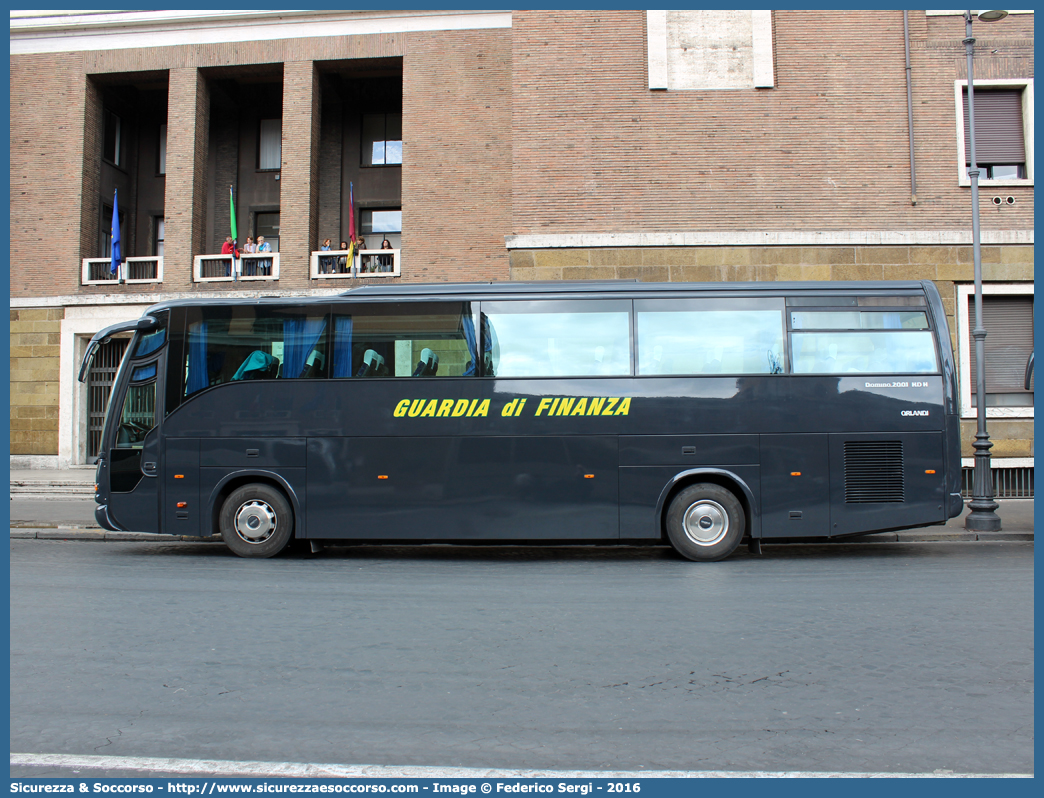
[138,280,928,316]
[335,279,926,296]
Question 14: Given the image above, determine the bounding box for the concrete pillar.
[78,76,103,265]
[164,67,210,288]
[280,60,321,288]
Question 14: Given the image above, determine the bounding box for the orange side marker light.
[176,502,187,508]
[174,474,184,479]
[790,472,802,476]
[584,474,595,479]
[925,469,936,474]
[378,475,389,480]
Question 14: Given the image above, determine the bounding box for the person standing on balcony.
[320,238,334,274]
[220,236,236,278]
[338,241,350,274]
[241,236,256,277]
[379,238,394,272]
[356,236,368,273]
[256,235,272,277]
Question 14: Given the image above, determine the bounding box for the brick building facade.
[10,10,1034,485]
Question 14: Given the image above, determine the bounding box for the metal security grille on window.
[87,338,129,462]
[844,441,904,503]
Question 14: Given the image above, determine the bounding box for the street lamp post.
[963,9,1005,532]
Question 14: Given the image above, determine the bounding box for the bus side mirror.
[78,338,105,383]
[136,316,158,332]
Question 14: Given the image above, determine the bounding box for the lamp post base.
[965,435,1001,532]
[965,505,1002,532]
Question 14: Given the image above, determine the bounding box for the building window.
[154,217,164,257]
[361,208,402,250]
[103,109,122,167]
[258,119,281,170]
[158,124,167,175]
[956,283,1034,418]
[255,211,280,252]
[954,79,1034,186]
[361,113,402,166]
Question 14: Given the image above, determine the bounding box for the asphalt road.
[9,537,1034,776]
[10,498,100,526]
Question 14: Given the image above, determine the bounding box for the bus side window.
[339,302,478,378]
[634,301,784,376]
[116,363,158,449]
[789,310,937,374]
[481,300,631,377]
[185,307,329,394]
[791,331,938,374]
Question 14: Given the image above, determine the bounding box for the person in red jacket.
[220,236,238,277]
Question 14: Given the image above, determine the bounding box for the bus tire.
[665,483,745,562]
[219,484,294,558]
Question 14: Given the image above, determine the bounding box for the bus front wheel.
[219,484,294,558]
[666,483,745,562]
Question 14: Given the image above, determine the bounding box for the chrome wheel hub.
[234,500,277,543]
[682,499,729,546]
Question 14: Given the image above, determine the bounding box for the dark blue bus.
[79,280,963,560]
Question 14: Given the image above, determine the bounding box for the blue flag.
[110,189,122,276]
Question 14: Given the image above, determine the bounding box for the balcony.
[310,248,401,279]
[81,257,163,285]
[193,253,281,282]
[80,248,401,286]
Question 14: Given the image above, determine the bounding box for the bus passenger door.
[106,361,162,534]
[106,427,161,533]
[759,434,830,537]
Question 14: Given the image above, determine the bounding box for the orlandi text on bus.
[79,280,961,560]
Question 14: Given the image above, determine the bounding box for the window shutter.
[963,89,1025,164]
[968,295,1034,393]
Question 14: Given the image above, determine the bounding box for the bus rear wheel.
[219,484,294,558]
[666,483,745,562]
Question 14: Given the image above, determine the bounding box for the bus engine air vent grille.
[844,441,905,503]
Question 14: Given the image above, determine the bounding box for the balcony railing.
[125,257,163,283]
[81,248,402,286]
[310,248,401,279]
[82,257,163,285]
[193,253,280,282]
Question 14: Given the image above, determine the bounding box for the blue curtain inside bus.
[461,316,477,376]
[333,316,353,378]
[134,327,166,358]
[186,322,208,395]
[131,363,157,382]
[283,317,327,379]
